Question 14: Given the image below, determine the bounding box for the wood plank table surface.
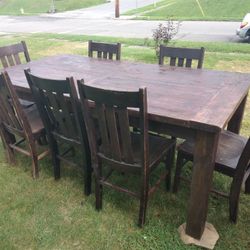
[4,54,250,240]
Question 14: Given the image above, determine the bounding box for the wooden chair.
[0,71,49,178]
[173,130,250,223]
[159,45,205,69]
[0,41,33,108]
[0,41,30,68]
[24,69,92,195]
[78,80,176,226]
[88,40,121,60]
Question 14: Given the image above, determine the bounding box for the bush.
[153,20,180,58]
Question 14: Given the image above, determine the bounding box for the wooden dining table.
[3,54,250,240]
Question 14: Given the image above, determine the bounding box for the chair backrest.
[25,69,85,146]
[0,41,30,69]
[0,71,31,136]
[88,40,121,60]
[77,80,149,172]
[159,46,205,69]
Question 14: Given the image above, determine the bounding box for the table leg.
[227,95,247,134]
[185,130,219,239]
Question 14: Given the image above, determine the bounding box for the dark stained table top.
[4,54,250,132]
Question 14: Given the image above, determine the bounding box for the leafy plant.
[153,20,180,57]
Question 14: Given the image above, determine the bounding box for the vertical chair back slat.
[117,109,134,164]
[169,57,176,66]
[1,57,8,68]
[7,55,15,66]
[88,40,121,61]
[105,106,121,161]
[0,41,30,69]
[45,91,71,138]
[159,45,205,69]
[103,51,108,59]
[177,58,184,67]
[59,92,79,139]
[186,58,192,68]
[97,51,102,58]
[95,103,111,157]
[13,53,21,65]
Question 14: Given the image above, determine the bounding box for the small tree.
[153,20,180,58]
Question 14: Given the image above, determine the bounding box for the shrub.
[153,20,180,58]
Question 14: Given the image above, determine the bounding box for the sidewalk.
[41,0,161,19]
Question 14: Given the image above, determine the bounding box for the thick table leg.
[227,95,247,134]
[185,130,219,239]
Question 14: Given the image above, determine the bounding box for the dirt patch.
[215,60,250,73]
[38,41,88,57]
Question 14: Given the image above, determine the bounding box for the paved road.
[0,15,242,43]
[0,0,245,43]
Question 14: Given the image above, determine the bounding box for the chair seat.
[131,133,176,169]
[98,133,175,171]
[24,105,45,136]
[178,130,247,176]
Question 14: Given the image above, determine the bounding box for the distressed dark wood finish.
[245,169,250,193]
[227,94,248,134]
[88,40,121,60]
[0,71,49,178]
[159,46,205,69]
[0,41,30,69]
[25,69,92,195]
[4,54,250,239]
[78,82,176,226]
[173,130,250,224]
[0,41,33,108]
[186,131,219,238]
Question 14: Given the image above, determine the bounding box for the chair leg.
[173,152,185,193]
[49,138,60,180]
[37,134,48,146]
[165,146,175,191]
[244,168,250,194]
[245,176,250,194]
[229,195,239,223]
[27,138,39,178]
[95,162,103,210]
[83,153,92,196]
[229,181,241,223]
[31,152,39,179]
[138,178,149,227]
[1,129,16,164]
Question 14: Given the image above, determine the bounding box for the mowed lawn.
[0,0,106,15]
[125,0,250,21]
[0,33,250,249]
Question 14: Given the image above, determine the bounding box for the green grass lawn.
[0,0,106,15]
[0,33,250,249]
[125,0,250,21]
